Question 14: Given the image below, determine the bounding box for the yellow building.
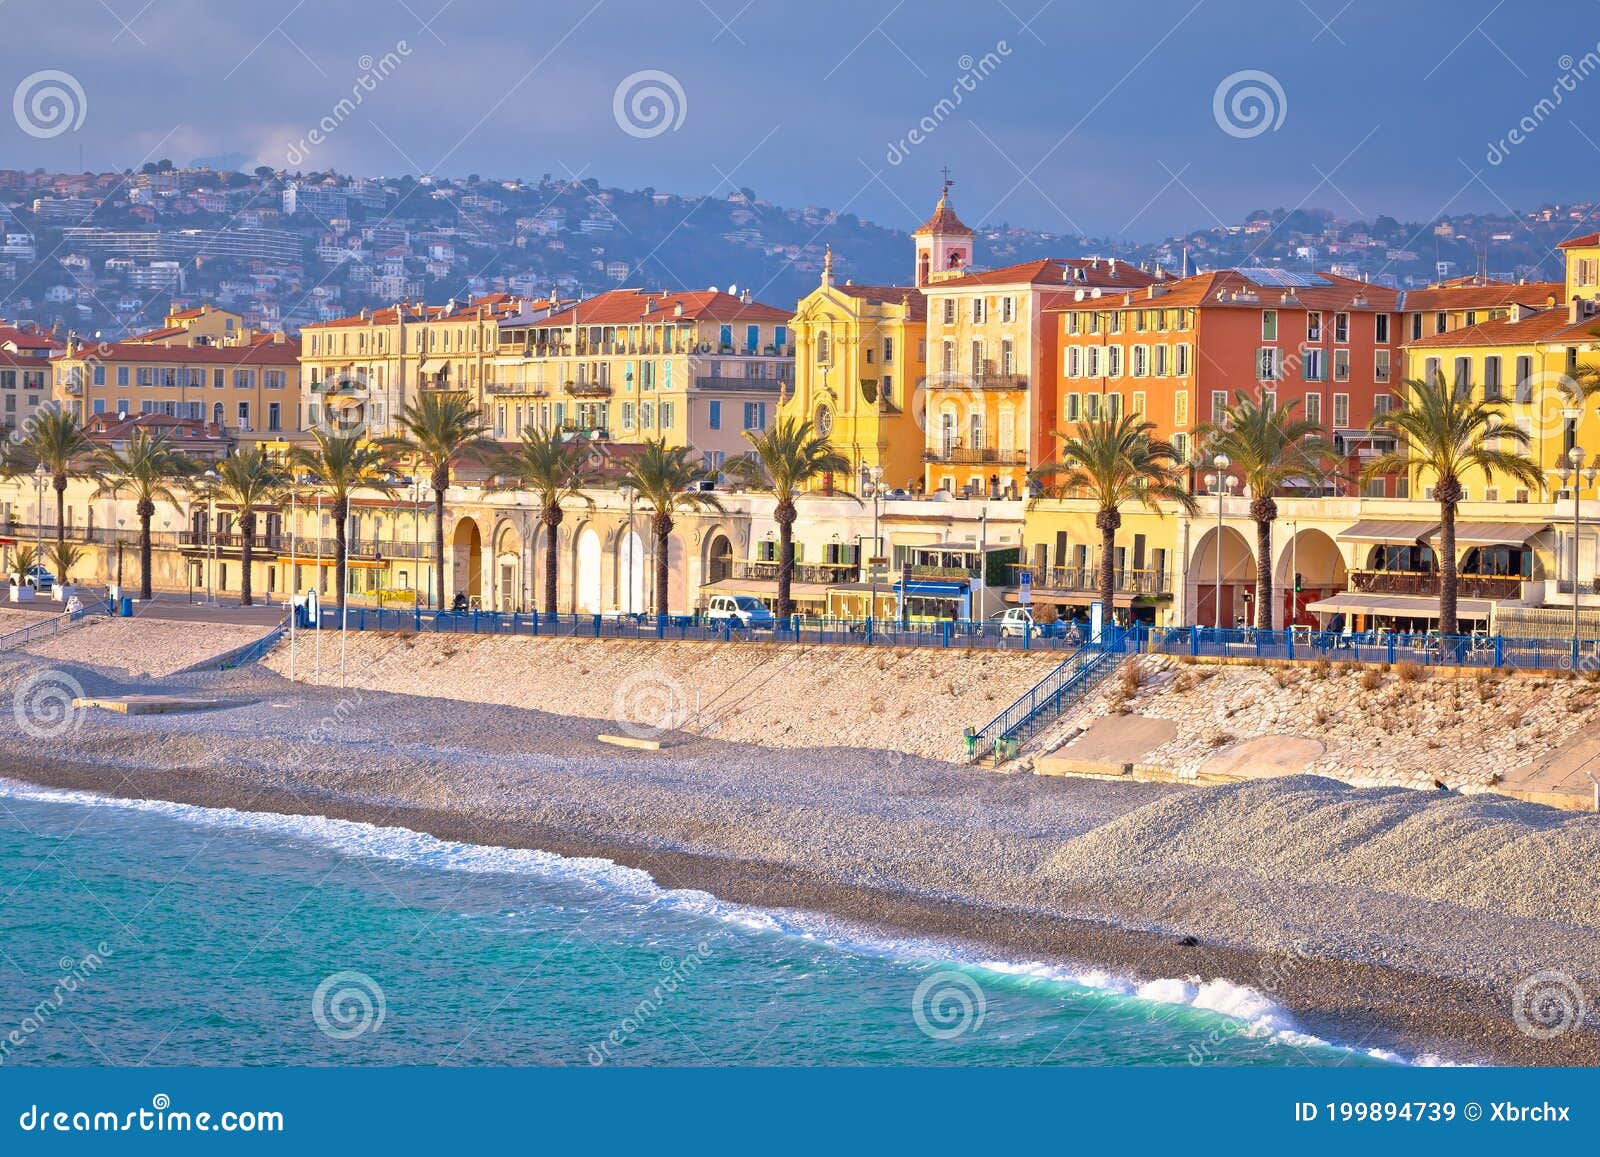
[127,304,253,347]
[55,333,303,440]
[783,248,927,491]
[1402,237,1600,498]
[491,288,795,469]
[1018,500,1184,625]
[299,294,530,436]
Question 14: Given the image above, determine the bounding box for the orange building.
[1049,268,1402,490]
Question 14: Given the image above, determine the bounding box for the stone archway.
[493,522,523,613]
[616,528,646,614]
[450,516,482,605]
[574,525,603,613]
[705,531,733,585]
[1188,525,1256,628]
[1275,527,1348,628]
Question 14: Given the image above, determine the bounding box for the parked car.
[883,487,911,500]
[990,607,1069,639]
[705,594,775,629]
[20,566,55,591]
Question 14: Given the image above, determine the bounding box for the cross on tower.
[939,165,954,195]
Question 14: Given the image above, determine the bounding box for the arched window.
[815,330,830,364]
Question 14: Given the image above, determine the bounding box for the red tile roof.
[1405,306,1600,348]
[535,288,791,328]
[935,257,1161,291]
[1047,268,1398,314]
[912,191,972,237]
[1558,233,1600,249]
[61,338,300,365]
[304,294,526,330]
[1398,278,1561,313]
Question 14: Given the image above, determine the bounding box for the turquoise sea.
[0,779,1407,1067]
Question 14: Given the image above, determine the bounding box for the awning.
[1421,521,1550,548]
[280,556,387,570]
[420,358,446,375]
[326,394,364,411]
[1009,589,1137,608]
[1304,591,1498,620]
[1336,519,1437,544]
[895,579,969,597]
[700,577,831,601]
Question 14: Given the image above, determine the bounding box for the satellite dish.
[708,284,718,292]
[727,284,737,294]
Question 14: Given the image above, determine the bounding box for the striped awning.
[1336,519,1437,544]
[1421,521,1549,548]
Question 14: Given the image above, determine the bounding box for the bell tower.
[912,173,974,286]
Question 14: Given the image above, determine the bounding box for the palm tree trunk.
[1095,507,1120,632]
[1437,485,1460,636]
[54,474,66,553]
[652,512,672,621]
[775,498,796,620]
[542,506,561,616]
[137,498,154,601]
[239,510,255,607]
[432,464,449,614]
[1254,519,1273,630]
[334,500,348,612]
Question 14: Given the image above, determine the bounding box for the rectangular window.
[1131,390,1145,416]
[1410,313,1422,341]
[1066,312,1080,336]
[117,366,129,386]
[1374,349,1391,383]
[942,340,955,374]
[1211,390,1228,422]
[708,399,721,429]
[1086,347,1101,378]
[971,298,985,324]
[1153,345,1168,377]
[92,364,105,386]
[942,298,955,325]
[662,401,675,428]
[1000,296,1014,323]
[1173,390,1189,427]
[1303,349,1325,381]
[1334,312,1349,343]
[1175,343,1190,377]
[1304,392,1322,425]
[1084,393,1101,420]
[1131,345,1148,377]
[1107,346,1123,378]
[1435,311,1448,335]
[1066,393,1081,422]
[268,402,281,431]
[1515,355,1534,402]
[745,324,759,353]
[1000,339,1014,375]
[883,337,894,363]
[1066,347,1081,377]
[1453,356,1472,397]
[237,401,251,429]
[1484,356,1502,399]
[1258,347,1279,380]
[1307,312,1322,342]
[1333,349,1350,381]
[1261,310,1277,340]
[1375,314,1390,343]
[743,402,766,429]
[1333,393,1350,428]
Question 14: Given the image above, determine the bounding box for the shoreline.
[5,753,1590,1066]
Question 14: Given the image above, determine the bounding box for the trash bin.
[119,597,133,617]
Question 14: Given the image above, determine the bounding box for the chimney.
[1108,257,1117,276]
[1571,297,1584,325]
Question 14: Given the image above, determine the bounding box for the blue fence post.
[866,618,874,646]
[1023,625,1031,651]
[1190,625,1199,657]
[415,607,421,631]
[1494,634,1503,669]
[942,621,951,648]
[1386,634,1396,664]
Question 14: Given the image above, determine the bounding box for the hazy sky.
[3,0,1598,239]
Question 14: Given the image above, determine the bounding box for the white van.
[705,594,775,629]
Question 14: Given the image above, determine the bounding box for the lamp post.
[410,466,425,608]
[619,483,637,614]
[1559,436,1600,647]
[869,465,884,623]
[1211,453,1230,629]
[202,467,219,607]
[32,463,45,586]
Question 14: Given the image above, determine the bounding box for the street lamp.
[32,463,45,586]
[201,467,219,607]
[1559,433,1600,647]
[619,483,637,614]
[410,466,426,608]
[868,465,884,623]
[1211,453,1231,630]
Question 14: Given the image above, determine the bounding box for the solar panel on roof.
[1231,267,1331,288]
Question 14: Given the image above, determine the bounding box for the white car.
[705,594,775,629]
[991,607,1040,638]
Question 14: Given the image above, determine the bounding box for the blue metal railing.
[0,606,87,651]
[1133,625,1590,672]
[966,637,1127,763]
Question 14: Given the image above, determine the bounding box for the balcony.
[729,559,858,585]
[485,381,547,396]
[974,373,1028,391]
[180,531,288,553]
[693,375,785,392]
[1019,565,1171,596]
[563,381,613,398]
[1351,570,1526,600]
[922,444,1028,466]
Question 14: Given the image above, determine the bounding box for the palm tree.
[1363,375,1544,636]
[290,432,398,611]
[488,428,604,615]
[394,391,497,609]
[198,446,286,607]
[21,409,92,554]
[724,417,853,619]
[1197,392,1335,630]
[94,431,197,600]
[618,439,723,620]
[1030,412,1198,629]
[47,541,84,588]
